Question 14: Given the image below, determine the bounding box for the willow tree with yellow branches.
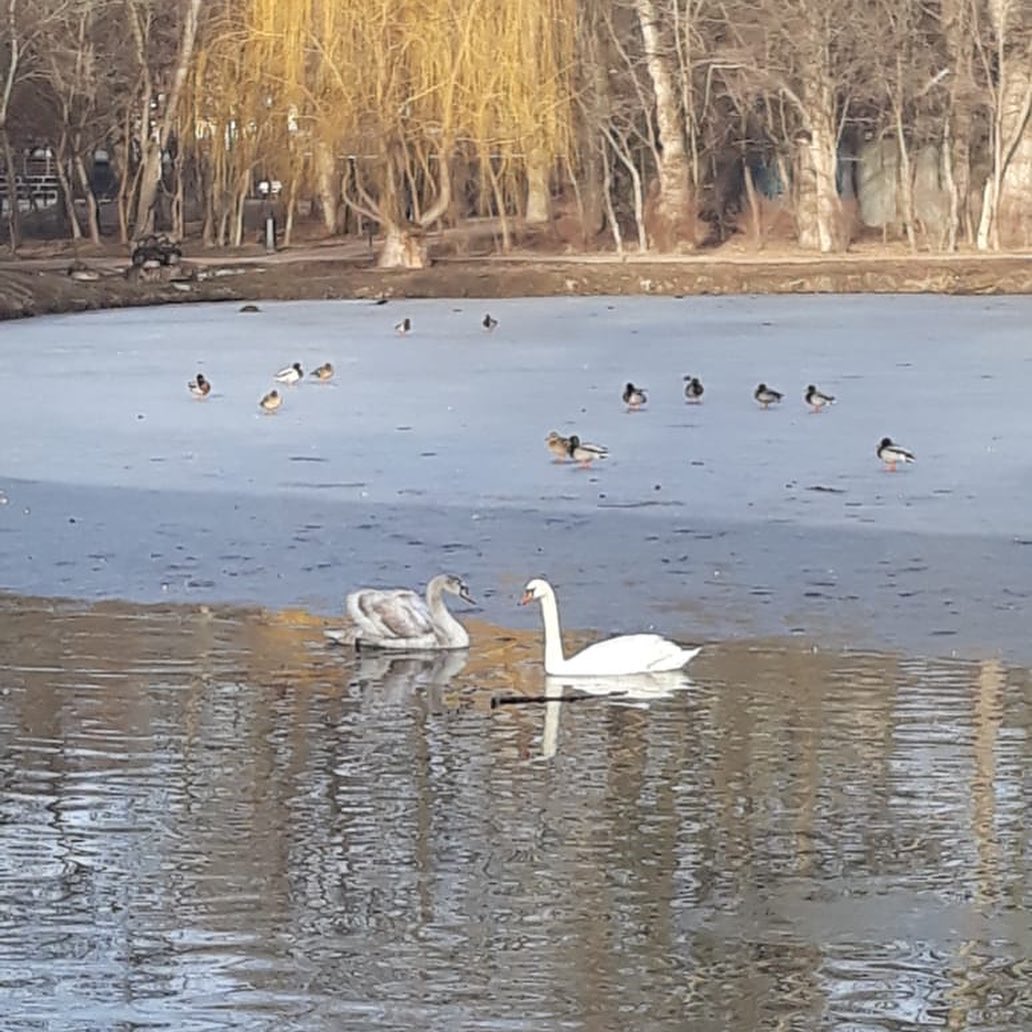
[189,0,576,266]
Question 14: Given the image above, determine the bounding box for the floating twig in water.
[490,692,618,708]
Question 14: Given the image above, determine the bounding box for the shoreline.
[1,250,1030,322]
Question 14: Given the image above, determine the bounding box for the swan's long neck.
[538,589,566,672]
[425,577,468,647]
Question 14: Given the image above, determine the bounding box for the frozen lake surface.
[1,293,1030,659]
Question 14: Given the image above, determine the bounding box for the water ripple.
[0,597,1027,1031]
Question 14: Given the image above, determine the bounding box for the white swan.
[519,578,701,676]
[338,573,474,650]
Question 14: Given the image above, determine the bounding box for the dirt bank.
[1,251,1029,322]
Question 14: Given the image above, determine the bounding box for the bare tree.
[974,0,1032,249]
[0,0,31,249]
[712,0,854,252]
[596,0,661,250]
[853,0,944,251]
[125,0,202,240]
[37,0,119,245]
[0,0,1026,259]
[0,0,75,249]
[938,0,980,248]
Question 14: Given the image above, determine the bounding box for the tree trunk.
[942,112,962,250]
[112,124,132,245]
[1,128,21,252]
[793,118,845,252]
[894,107,918,252]
[232,173,248,247]
[132,0,202,239]
[314,141,339,236]
[200,155,216,246]
[524,149,552,223]
[576,2,607,245]
[283,175,299,247]
[171,156,185,239]
[73,149,102,245]
[133,161,159,237]
[989,56,1032,249]
[940,0,975,247]
[486,159,511,251]
[55,134,83,242]
[742,158,762,249]
[600,140,624,256]
[579,146,604,246]
[370,145,450,269]
[633,0,695,251]
[378,222,429,268]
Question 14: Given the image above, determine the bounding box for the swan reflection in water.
[540,670,693,759]
[351,648,469,705]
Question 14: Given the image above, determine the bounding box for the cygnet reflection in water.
[351,648,469,705]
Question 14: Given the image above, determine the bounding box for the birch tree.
[632,0,698,249]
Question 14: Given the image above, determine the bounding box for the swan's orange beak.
[518,590,533,606]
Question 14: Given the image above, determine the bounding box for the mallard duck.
[395,317,412,335]
[546,431,571,462]
[259,389,282,413]
[805,384,835,412]
[754,383,783,408]
[344,574,475,650]
[188,372,211,398]
[877,437,915,471]
[274,362,303,385]
[482,313,498,331]
[623,382,647,410]
[310,362,334,381]
[683,375,704,402]
[519,578,701,676]
[567,434,608,469]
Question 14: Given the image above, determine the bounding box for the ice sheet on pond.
[1,293,1030,659]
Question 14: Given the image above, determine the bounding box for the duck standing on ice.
[275,362,303,385]
[754,383,783,408]
[623,382,647,411]
[188,372,211,398]
[567,434,608,469]
[683,376,704,402]
[804,384,835,412]
[545,431,572,462]
[877,437,915,471]
[260,389,282,413]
